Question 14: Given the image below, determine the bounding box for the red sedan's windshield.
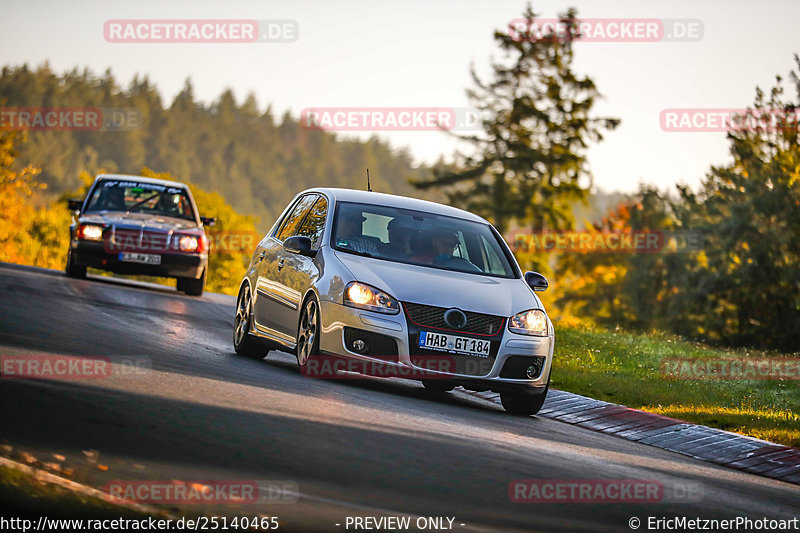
[85,180,196,221]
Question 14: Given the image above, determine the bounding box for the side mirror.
[201,216,216,227]
[68,199,82,212]
[525,271,549,292]
[283,235,317,258]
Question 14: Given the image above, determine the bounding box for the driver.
[410,228,458,264]
[102,187,126,211]
[431,229,459,263]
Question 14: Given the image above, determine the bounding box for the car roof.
[306,188,490,224]
[94,174,189,189]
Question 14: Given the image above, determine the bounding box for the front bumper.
[318,300,553,394]
[71,240,206,279]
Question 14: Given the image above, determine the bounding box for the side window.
[275,195,317,242]
[295,196,328,248]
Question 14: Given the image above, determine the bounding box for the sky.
[2,0,798,193]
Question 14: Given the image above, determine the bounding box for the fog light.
[526,363,542,379]
[352,339,367,352]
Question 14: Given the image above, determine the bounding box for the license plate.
[418,331,491,357]
[119,252,161,265]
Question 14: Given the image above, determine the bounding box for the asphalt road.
[0,263,798,532]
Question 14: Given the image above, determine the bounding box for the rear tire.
[178,269,206,296]
[500,385,548,416]
[422,380,455,393]
[65,249,86,279]
[233,284,266,359]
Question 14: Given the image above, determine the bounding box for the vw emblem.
[443,308,468,330]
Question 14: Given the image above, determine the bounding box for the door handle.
[277,258,284,271]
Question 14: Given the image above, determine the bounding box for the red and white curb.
[462,388,800,486]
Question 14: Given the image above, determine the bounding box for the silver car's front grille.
[402,302,505,336]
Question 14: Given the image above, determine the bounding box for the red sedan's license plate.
[119,252,161,265]
[419,331,491,357]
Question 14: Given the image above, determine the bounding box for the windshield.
[84,179,196,221]
[332,201,517,278]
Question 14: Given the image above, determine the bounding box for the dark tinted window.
[275,194,318,241]
[295,196,328,248]
[332,201,517,278]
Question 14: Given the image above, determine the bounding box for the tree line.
[0,64,430,230]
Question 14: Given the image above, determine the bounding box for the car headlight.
[179,235,199,252]
[344,282,400,314]
[77,224,103,241]
[508,309,549,336]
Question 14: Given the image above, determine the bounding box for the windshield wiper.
[336,247,373,258]
[127,193,160,212]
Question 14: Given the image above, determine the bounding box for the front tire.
[178,269,206,296]
[233,284,265,359]
[500,385,548,416]
[65,249,87,279]
[296,296,320,368]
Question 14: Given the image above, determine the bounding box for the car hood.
[334,251,542,317]
[79,211,200,232]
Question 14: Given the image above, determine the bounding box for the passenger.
[336,210,379,255]
[383,218,414,259]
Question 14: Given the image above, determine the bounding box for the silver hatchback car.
[233,188,554,415]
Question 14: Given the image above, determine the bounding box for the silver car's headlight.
[344,282,400,315]
[508,309,549,336]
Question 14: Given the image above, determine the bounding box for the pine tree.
[412,5,619,234]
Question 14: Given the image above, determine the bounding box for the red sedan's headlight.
[179,236,198,252]
[77,224,103,241]
[176,233,206,253]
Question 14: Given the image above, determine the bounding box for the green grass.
[551,326,800,447]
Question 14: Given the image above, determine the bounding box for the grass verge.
[551,326,800,447]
